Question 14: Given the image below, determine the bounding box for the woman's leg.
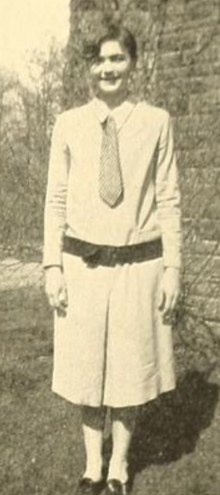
[82,406,106,481]
[108,407,138,483]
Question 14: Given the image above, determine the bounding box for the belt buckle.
[106,246,117,266]
[84,246,101,266]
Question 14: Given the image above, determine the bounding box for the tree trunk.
[64,0,167,108]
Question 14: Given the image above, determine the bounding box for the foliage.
[0,43,65,251]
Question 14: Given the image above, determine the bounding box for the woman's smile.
[90,40,133,102]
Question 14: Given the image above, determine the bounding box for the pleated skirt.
[52,252,175,408]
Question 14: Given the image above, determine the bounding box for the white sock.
[83,456,103,482]
[108,458,129,483]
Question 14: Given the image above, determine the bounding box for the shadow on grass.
[103,370,219,485]
[129,370,219,475]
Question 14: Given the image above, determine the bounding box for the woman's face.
[89,40,134,102]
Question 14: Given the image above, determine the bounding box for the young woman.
[44,24,182,495]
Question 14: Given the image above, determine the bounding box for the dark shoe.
[75,477,105,495]
[105,479,130,495]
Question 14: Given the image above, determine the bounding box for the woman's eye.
[94,55,125,64]
[111,55,125,62]
[92,56,104,65]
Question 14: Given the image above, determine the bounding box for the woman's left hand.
[158,267,181,319]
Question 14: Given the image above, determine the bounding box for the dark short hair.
[83,24,137,63]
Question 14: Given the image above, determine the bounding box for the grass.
[0,287,220,495]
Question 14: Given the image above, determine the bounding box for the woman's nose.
[102,59,114,74]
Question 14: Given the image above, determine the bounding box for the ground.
[0,263,220,495]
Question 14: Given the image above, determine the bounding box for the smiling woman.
[44,20,182,495]
[88,25,137,107]
[90,41,134,106]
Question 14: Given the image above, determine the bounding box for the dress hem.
[52,381,176,408]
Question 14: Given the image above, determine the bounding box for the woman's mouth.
[100,75,121,82]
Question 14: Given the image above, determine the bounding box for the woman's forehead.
[99,40,125,57]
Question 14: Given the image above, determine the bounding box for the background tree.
[0,42,65,253]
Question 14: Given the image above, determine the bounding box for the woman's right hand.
[44,266,68,313]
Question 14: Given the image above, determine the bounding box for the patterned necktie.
[99,115,124,207]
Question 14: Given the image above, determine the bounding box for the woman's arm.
[155,112,182,317]
[43,114,70,267]
[43,114,70,310]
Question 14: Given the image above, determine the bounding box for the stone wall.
[67,0,220,333]
[155,0,220,332]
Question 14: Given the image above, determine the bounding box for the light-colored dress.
[44,98,182,408]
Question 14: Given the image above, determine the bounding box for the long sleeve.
[155,112,182,268]
[43,115,70,267]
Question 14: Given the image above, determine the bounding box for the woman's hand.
[45,266,68,314]
[158,266,181,319]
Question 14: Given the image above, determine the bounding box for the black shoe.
[105,479,130,495]
[75,477,105,495]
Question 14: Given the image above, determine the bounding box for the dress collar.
[91,97,136,131]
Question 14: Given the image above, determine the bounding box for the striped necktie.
[99,115,124,207]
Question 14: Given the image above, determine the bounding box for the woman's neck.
[95,90,129,109]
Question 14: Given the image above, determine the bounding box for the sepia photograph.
[0,1,220,494]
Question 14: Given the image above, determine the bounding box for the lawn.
[0,287,220,495]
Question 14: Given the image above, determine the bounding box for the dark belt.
[63,235,163,267]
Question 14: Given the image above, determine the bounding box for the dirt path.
[0,257,43,291]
